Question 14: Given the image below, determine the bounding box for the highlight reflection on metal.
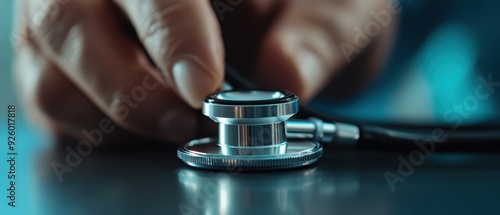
[177,89,324,170]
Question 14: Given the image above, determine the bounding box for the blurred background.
[0,0,15,111]
[1,2,47,215]
[1,0,500,214]
[310,0,500,126]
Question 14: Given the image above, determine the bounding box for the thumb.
[254,1,389,102]
[254,8,344,102]
[116,0,225,108]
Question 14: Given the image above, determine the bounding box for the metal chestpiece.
[177,89,323,170]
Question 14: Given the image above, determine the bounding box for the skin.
[13,0,395,144]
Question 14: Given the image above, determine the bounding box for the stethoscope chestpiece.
[177,89,323,170]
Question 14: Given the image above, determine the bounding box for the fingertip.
[256,31,313,102]
[115,0,225,109]
[291,47,328,102]
[171,55,222,109]
[257,27,337,102]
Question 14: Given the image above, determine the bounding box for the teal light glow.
[417,24,477,108]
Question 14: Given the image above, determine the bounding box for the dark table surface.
[30,139,500,215]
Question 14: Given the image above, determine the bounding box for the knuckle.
[106,83,171,137]
[138,1,178,38]
[135,1,187,56]
[29,0,108,56]
[108,94,127,124]
[11,23,36,52]
[107,89,141,130]
[30,0,73,50]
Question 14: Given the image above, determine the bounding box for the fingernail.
[294,48,325,100]
[160,107,196,143]
[172,56,215,108]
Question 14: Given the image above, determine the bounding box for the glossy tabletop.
[31,139,500,215]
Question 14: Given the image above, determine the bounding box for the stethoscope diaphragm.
[177,89,324,170]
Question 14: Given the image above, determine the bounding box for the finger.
[254,0,395,102]
[115,0,224,108]
[14,40,216,145]
[27,0,198,143]
[14,33,110,139]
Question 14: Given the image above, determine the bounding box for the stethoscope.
[177,64,500,170]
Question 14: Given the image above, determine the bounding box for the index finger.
[115,0,225,108]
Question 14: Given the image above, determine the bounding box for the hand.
[13,0,397,144]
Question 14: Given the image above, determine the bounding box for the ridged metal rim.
[177,138,323,170]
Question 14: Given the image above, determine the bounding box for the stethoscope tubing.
[224,63,500,151]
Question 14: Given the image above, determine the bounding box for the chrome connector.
[287,118,360,146]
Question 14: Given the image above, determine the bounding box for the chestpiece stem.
[219,122,286,147]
